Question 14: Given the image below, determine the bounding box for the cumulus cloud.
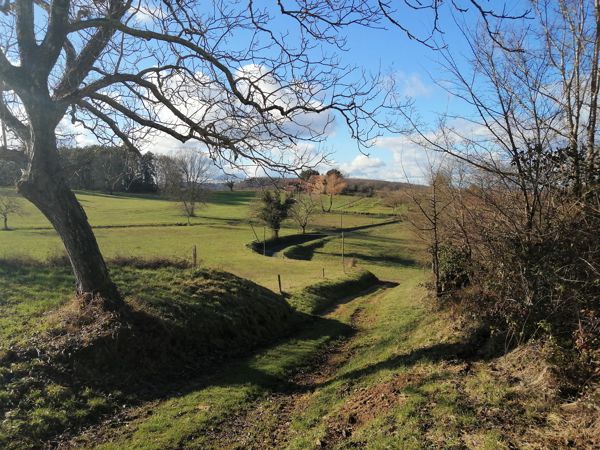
[339,154,386,178]
[396,71,432,98]
[373,135,439,183]
[329,133,439,183]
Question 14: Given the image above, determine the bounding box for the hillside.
[0,190,596,449]
[1,2,598,448]
[0,254,382,448]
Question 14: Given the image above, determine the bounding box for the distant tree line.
[60,146,158,194]
[0,160,21,187]
[0,145,160,193]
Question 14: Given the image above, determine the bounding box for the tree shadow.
[319,328,496,389]
[319,219,400,234]
[2,273,359,446]
[284,237,332,260]
[163,312,354,398]
[332,279,398,305]
[206,191,256,206]
[73,190,167,201]
[322,250,419,267]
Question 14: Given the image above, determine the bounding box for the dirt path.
[55,283,393,450]
[198,285,391,450]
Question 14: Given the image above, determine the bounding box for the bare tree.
[224,179,235,192]
[155,154,180,196]
[534,0,600,194]
[312,169,348,212]
[0,88,7,150]
[401,1,600,350]
[403,158,452,296]
[0,194,21,230]
[290,195,317,234]
[174,149,214,224]
[99,147,126,194]
[381,188,405,214]
[0,0,524,308]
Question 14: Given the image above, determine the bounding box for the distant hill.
[344,177,419,191]
[236,176,421,193]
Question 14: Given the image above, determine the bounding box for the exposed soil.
[197,287,391,450]
[52,282,390,450]
[319,372,425,448]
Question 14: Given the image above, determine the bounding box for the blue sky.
[61,1,531,183]
[120,1,494,182]
[310,1,530,182]
[2,1,536,182]
[303,7,474,182]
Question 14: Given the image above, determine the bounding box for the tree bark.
[18,123,122,310]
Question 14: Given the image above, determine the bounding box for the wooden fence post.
[192,245,197,268]
[277,274,282,294]
[342,231,345,272]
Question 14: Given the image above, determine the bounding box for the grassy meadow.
[0,187,588,449]
[0,187,407,355]
[0,188,400,291]
[0,187,411,363]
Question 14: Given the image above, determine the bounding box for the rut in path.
[200,284,392,450]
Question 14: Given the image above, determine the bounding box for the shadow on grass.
[73,190,169,201]
[206,191,257,206]
[319,250,419,267]
[163,312,353,399]
[319,219,400,234]
[74,190,255,207]
[284,238,331,260]
[0,258,375,448]
[53,302,353,398]
[322,329,496,389]
[0,298,353,449]
[317,281,399,315]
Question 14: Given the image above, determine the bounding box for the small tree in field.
[224,180,235,192]
[290,195,317,234]
[0,195,21,230]
[312,169,347,212]
[255,191,294,239]
[174,150,214,224]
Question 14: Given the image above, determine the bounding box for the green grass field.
[0,188,401,291]
[0,187,586,449]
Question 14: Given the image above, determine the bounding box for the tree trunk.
[18,124,122,310]
[3,215,7,231]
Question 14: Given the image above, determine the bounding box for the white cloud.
[373,135,438,183]
[396,71,432,98]
[339,154,385,178]
[318,133,438,183]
